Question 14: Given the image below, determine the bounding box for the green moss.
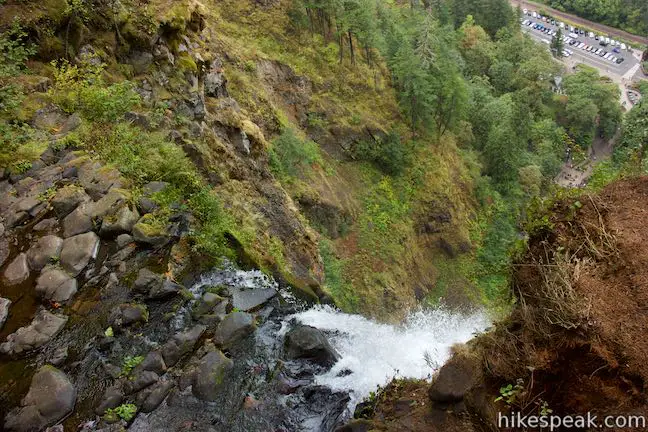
[176,54,197,74]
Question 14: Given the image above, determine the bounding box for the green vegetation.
[121,355,144,375]
[0,22,34,114]
[269,127,324,181]
[105,403,137,421]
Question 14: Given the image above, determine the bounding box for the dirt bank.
[354,176,648,431]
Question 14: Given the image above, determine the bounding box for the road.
[510,0,648,47]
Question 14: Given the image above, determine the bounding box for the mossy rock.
[176,54,198,74]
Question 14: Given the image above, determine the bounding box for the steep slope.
[359,177,648,430]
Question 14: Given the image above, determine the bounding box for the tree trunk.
[339,32,344,63]
[348,31,355,65]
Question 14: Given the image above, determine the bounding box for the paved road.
[510,0,648,46]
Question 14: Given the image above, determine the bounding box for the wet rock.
[3,253,30,286]
[133,268,163,294]
[132,214,170,246]
[5,210,28,228]
[4,366,76,431]
[428,353,481,403]
[148,278,182,300]
[49,346,69,366]
[95,386,124,415]
[138,351,167,374]
[51,185,90,217]
[109,303,148,328]
[33,218,58,232]
[99,205,140,237]
[124,370,159,394]
[60,232,99,276]
[62,203,93,237]
[0,310,68,355]
[335,419,376,432]
[26,235,64,271]
[0,297,11,330]
[62,165,77,179]
[161,325,206,367]
[0,238,10,267]
[191,350,233,401]
[192,292,226,318]
[214,312,256,347]
[116,234,133,248]
[35,267,78,302]
[139,380,174,413]
[231,284,277,312]
[284,325,340,367]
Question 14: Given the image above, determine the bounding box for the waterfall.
[285,305,490,410]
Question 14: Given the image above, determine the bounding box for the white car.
[603,53,611,59]
[605,37,610,44]
[578,42,585,48]
[523,19,530,25]
[589,32,595,38]
[559,22,565,28]
[562,50,570,57]
[609,56,616,62]
[621,43,627,50]
[532,11,537,18]
[569,32,578,38]
[523,8,528,14]
[610,39,616,46]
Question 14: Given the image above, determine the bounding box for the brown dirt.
[358,177,648,431]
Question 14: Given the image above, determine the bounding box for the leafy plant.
[106,403,137,421]
[495,378,524,404]
[0,22,35,114]
[269,127,323,180]
[121,355,144,375]
[104,326,114,337]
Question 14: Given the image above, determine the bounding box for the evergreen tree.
[550,27,564,58]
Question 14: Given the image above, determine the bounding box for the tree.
[550,27,564,58]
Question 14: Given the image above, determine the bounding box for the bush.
[49,58,140,121]
[0,23,35,114]
[269,127,323,179]
[0,122,48,171]
[352,131,409,176]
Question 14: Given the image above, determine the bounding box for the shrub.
[0,122,48,171]
[106,403,137,421]
[0,22,35,114]
[352,131,409,176]
[121,355,144,375]
[269,127,323,179]
[49,58,140,121]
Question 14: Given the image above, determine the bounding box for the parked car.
[609,56,616,62]
[589,32,595,38]
[523,8,528,14]
[579,29,585,35]
[617,57,625,64]
[613,47,620,53]
[559,22,565,29]
[621,43,627,50]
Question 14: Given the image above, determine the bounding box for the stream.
[127,266,490,432]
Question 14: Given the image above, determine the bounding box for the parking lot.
[520,10,639,78]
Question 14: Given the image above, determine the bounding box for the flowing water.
[131,267,491,431]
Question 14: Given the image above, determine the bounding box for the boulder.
[90,188,130,221]
[0,238,10,267]
[109,303,148,328]
[124,370,159,394]
[51,185,90,217]
[133,268,163,294]
[33,218,58,232]
[230,284,277,312]
[0,297,11,330]
[284,325,340,367]
[26,235,64,271]
[192,292,226,318]
[99,205,139,237]
[5,210,28,228]
[0,310,68,355]
[35,267,78,302]
[138,351,167,374]
[148,279,182,300]
[129,51,153,74]
[62,203,93,238]
[191,350,234,401]
[95,386,123,415]
[204,69,227,98]
[4,253,30,286]
[214,312,256,347]
[132,214,170,246]
[60,232,99,276]
[78,164,123,200]
[116,234,133,248]
[161,325,206,367]
[428,353,481,403]
[139,380,174,413]
[4,366,76,432]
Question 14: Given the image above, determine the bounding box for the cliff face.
[1,0,482,323]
